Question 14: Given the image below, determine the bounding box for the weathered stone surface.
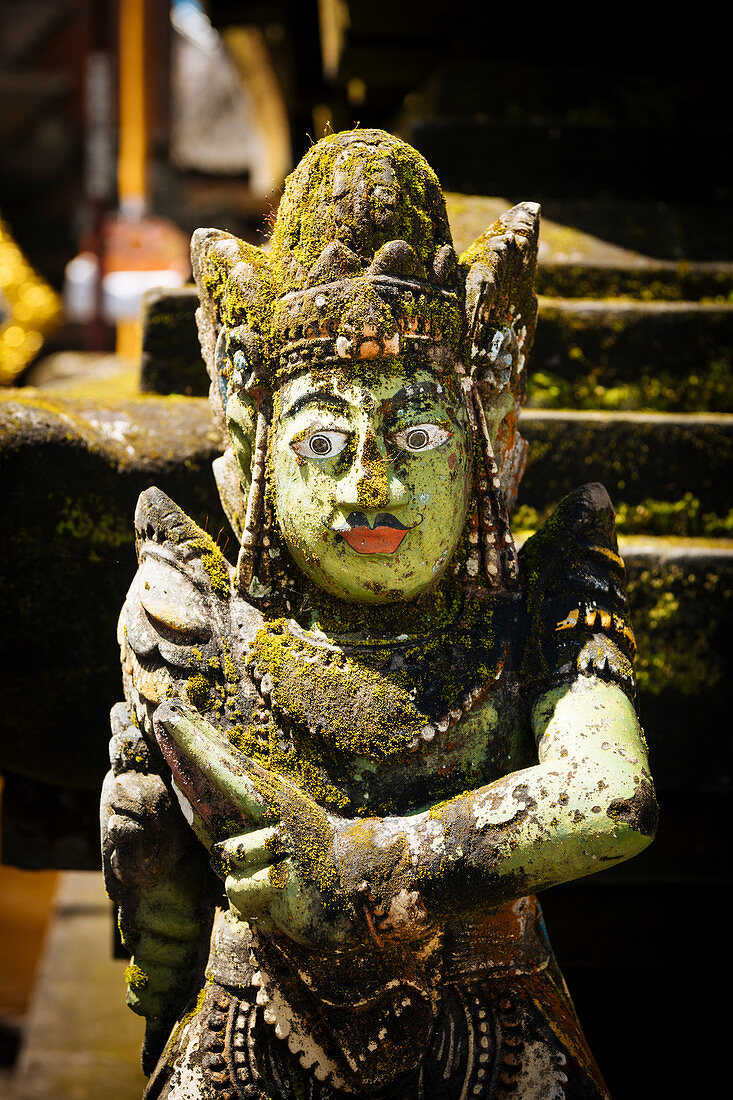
[139,286,208,397]
[0,392,222,791]
[520,410,732,512]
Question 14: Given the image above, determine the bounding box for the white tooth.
[420,725,436,742]
[263,1006,277,1024]
[251,971,262,987]
[256,988,269,1006]
[275,1019,291,1040]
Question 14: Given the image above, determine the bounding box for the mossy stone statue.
[101,129,656,1098]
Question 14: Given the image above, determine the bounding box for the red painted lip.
[341,526,408,554]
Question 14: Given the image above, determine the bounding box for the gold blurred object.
[116,319,142,363]
[223,26,291,193]
[318,0,349,80]
[0,214,62,385]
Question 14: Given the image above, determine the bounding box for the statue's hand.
[152,700,360,949]
[152,700,271,848]
[214,825,358,951]
[101,769,189,890]
[101,704,191,894]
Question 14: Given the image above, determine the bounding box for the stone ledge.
[446,192,733,298]
[521,409,733,512]
[534,298,733,380]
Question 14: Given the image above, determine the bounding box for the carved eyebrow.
[383,383,441,411]
[281,391,350,419]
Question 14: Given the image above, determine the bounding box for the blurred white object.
[64,253,185,323]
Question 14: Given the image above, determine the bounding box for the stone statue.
[101,129,656,1099]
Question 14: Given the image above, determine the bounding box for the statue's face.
[268,365,472,603]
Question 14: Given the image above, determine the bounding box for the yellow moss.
[124,963,149,991]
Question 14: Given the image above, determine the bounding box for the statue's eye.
[394,424,451,452]
[291,430,349,459]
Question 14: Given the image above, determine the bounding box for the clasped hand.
[152,700,359,951]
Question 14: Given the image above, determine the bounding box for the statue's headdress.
[192,129,539,599]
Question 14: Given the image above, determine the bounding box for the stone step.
[536,262,733,303]
[446,193,733,298]
[520,410,732,516]
[620,536,733,792]
[140,286,208,398]
[533,299,733,386]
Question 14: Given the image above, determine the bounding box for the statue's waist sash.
[205,897,554,1093]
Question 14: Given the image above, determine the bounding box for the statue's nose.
[338,431,405,511]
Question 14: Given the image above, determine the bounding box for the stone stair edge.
[521,408,733,425]
[537,297,733,313]
[512,534,733,557]
[6,386,732,422]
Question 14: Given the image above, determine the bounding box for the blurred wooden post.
[116,0,147,360]
[118,0,148,218]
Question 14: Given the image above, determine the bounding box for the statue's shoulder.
[518,483,636,700]
[119,487,261,731]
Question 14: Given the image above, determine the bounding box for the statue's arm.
[199,673,655,949]
[101,702,216,1072]
[334,675,656,934]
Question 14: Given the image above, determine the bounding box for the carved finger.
[152,699,269,836]
[215,827,290,874]
[224,864,286,919]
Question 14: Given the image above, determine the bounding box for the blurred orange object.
[103,214,190,360]
[103,214,190,277]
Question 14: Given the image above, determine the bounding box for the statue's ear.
[225,392,257,488]
[190,228,273,437]
[212,391,258,543]
[460,201,540,390]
